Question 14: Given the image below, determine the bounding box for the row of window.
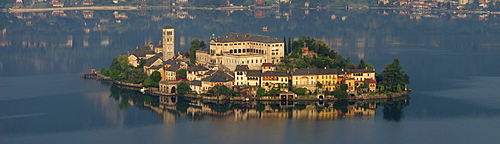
[236,82,259,86]
[225,59,267,64]
[229,49,265,54]
[318,75,336,79]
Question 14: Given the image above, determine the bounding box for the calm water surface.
[1,9,500,143]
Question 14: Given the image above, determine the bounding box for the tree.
[150,71,162,83]
[177,81,191,96]
[358,59,366,69]
[211,85,232,96]
[189,39,201,65]
[295,88,307,95]
[288,37,292,53]
[256,87,266,97]
[178,69,187,79]
[143,78,154,87]
[283,36,287,54]
[110,54,129,72]
[333,85,348,99]
[100,67,110,76]
[128,68,148,84]
[200,41,207,49]
[138,59,147,68]
[378,58,410,92]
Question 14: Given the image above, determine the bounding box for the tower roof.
[213,33,282,43]
[163,25,174,29]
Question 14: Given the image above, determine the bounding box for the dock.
[80,73,111,81]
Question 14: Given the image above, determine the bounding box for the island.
[85,25,411,101]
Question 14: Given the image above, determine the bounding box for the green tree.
[143,78,154,87]
[295,87,307,95]
[283,36,287,54]
[358,60,366,69]
[100,67,110,76]
[177,81,191,96]
[211,85,232,96]
[110,54,129,72]
[138,59,147,68]
[189,39,201,65]
[256,87,266,97]
[128,68,148,84]
[178,69,187,79]
[200,41,207,49]
[333,86,348,99]
[378,58,410,92]
[150,71,162,83]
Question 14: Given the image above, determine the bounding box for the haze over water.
[1,9,500,143]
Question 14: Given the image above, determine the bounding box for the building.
[199,71,235,93]
[186,65,210,81]
[127,25,188,81]
[196,33,284,71]
[128,44,156,67]
[163,25,175,60]
[51,0,64,7]
[292,68,376,93]
[14,0,23,8]
[340,69,376,93]
[261,71,290,91]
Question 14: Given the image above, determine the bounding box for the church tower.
[162,25,175,60]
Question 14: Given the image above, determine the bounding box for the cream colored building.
[292,68,376,93]
[196,33,285,70]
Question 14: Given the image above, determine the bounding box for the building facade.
[196,33,285,70]
[163,25,175,60]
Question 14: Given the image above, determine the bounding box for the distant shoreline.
[5,5,498,14]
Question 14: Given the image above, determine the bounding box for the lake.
[0,9,499,143]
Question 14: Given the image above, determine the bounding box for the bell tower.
[162,25,175,60]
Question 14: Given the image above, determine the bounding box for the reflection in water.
[109,84,409,124]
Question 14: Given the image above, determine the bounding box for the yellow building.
[292,68,340,92]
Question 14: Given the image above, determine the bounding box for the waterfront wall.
[8,6,138,12]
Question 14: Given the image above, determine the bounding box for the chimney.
[149,43,154,51]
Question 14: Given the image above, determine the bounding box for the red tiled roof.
[365,79,377,83]
[261,63,275,66]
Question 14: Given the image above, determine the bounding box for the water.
[1,9,500,143]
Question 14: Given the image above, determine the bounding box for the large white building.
[196,33,285,70]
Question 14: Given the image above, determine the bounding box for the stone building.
[163,25,175,60]
[196,33,284,70]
